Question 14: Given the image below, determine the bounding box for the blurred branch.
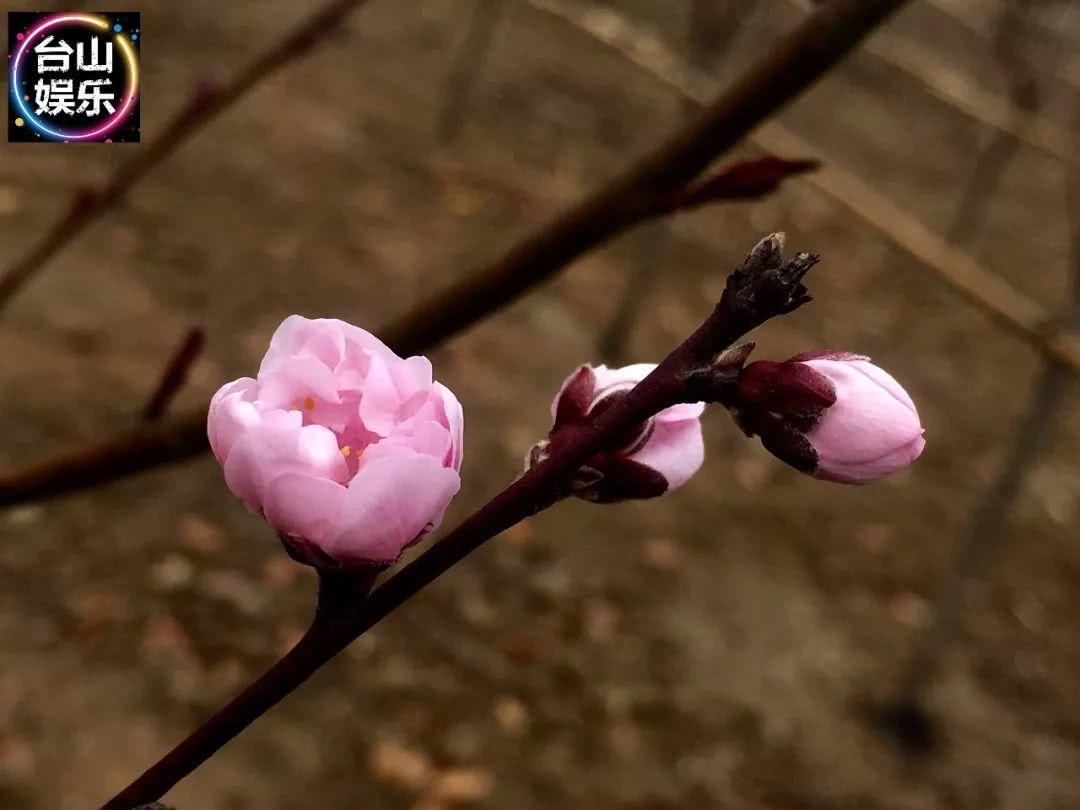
[0,0,911,507]
[878,92,1080,756]
[923,0,1080,93]
[0,0,373,311]
[787,0,1074,161]
[143,328,206,422]
[527,0,1080,371]
[436,0,509,144]
[102,234,821,809]
[0,418,209,507]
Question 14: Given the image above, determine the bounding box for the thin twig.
[0,0,912,507]
[436,0,509,144]
[101,234,820,808]
[525,0,1080,371]
[0,0,372,311]
[142,328,205,422]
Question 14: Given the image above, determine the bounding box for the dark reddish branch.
[101,235,818,809]
[0,0,910,507]
[0,0,372,310]
[143,328,206,422]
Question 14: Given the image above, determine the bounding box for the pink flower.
[535,363,705,502]
[733,351,924,484]
[208,316,463,566]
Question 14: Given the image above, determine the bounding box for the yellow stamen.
[303,397,315,411]
[340,446,352,458]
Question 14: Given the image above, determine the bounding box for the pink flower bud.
[540,363,705,502]
[734,351,924,484]
[207,316,463,567]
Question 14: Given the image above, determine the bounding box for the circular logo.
[10,13,139,141]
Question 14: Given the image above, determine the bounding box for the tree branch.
[101,234,820,808]
[0,0,910,507]
[0,0,373,311]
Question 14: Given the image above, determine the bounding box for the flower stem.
[102,568,379,810]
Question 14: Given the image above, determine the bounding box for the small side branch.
[0,0,374,311]
[143,328,205,422]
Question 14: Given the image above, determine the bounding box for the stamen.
[340,446,352,458]
[303,397,315,411]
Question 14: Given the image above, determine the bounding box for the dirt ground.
[1,0,1079,808]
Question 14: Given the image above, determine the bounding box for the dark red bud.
[736,360,836,420]
[571,457,669,503]
[757,418,819,474]
[553,365,596,426]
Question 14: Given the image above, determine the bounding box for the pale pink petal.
[258,356,341,409]
[385,420,452,462]
[816,432,926,484]
[590,363,655,397]
[207,377,259,464]
[846,359,918,414]
[657,400,706,423]
[627,418,705,491]
[807,362,922,464]
[222,432,266,511]
[323,450,462,564]
[258,315,309,376]
[392,356,433,401]
[264,472,346,542]
[359,354,401,436]
[434,382,465,471]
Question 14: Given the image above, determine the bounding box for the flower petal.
[322,450,461,564]
[627,418,705,491]
[264,472,346,542]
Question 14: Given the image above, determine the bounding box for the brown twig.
[436,0,509,144]
[0,0,912,507]
[0,0,372,311]
[101,234,819,808]
[142,328,205,422]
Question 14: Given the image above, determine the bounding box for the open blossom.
[533,363,705,502]
[208,316,463,567]
[733,351,924,484]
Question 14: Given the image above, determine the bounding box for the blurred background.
[1,0,1079,807]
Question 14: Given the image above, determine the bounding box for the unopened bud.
[733,351,925,484]
[533,364,705,502]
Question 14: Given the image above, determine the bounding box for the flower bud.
[733,351,924,484]
[534,363,705,502]
[208,316,464,567]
